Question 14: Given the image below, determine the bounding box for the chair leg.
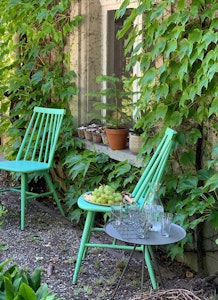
[44,172,65,216]
[72,211,95,284]
[20,173,28,230]
[144,245,157,289]
[82,211,96,259]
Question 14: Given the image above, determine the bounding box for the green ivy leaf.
[169,244,184,260]
[177,175,198,192]
[205,174,218,191]
[178,0,185,10]
[169,111,183,127]
[150,2,167,21]
[115,0,130,18]
[165,39,177,58]
[141,68,156,85]
[37,8,49,23]
[202,29,215,48]
[196,106,208,123]
[141,53,152,69]
[201,6,217,22]
[171,79,182,95]
[30,70,44,85]
[154,103,167,119]
[188,28,202,43]
[167,13,179,25]
[180,151,195,166]
[155,83,169,101]
[151,37,166,59]
[208,63,218,81]
[177,58,188,80]
[208,211,218,229]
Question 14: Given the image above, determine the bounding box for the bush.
[0,260,62,300]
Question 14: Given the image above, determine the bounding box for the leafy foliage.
[89,74,134,129]
[0,260,61,300]
[116,0,218,267]
[0,0,81,193]
[64,148,141,222]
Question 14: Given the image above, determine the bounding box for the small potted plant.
[129,127,144,154]
[89,74,133,150]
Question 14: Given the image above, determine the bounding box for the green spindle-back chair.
[72,128,177,288]
[0,107,65,230]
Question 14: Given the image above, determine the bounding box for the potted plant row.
[77,123,109,145]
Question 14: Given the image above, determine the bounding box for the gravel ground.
[0,176,217,300]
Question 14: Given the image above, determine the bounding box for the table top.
[105,221,186,246]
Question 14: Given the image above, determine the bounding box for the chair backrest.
[132,128,177,207]
[16,107,65,167]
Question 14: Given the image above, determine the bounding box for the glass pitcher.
[144,183,164,231]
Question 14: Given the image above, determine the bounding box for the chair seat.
[78,193,145,212]
[78,193,113,212]
[0,160,49,173]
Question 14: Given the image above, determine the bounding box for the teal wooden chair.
[72,128,177,287]
[0,106,65,230]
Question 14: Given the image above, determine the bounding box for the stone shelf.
[79,139,142,167]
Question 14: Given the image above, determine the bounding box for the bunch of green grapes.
[92,185,122,205]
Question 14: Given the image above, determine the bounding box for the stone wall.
[70,0,102,126]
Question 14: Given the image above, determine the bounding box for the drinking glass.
[111,205,123,227]
[135,209,152,239]
[161,212,173,237]
[126,203,140,225]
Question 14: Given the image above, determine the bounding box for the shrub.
[0,260,61,300]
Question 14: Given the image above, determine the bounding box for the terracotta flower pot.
[105,128,128,150]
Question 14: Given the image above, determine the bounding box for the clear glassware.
[135,209,152,239]
[124,203,140,225]
[111,205,123,227]
[144,183,164,231]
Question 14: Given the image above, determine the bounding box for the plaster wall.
[178,223,218,276]
[70,0,101,126]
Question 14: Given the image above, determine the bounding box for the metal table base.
[105,221,186,299]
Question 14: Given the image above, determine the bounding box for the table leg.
[141,245,145,291]
[149,246,164,288]
[112,244,137,299]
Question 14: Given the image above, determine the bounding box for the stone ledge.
[79,139,142,167]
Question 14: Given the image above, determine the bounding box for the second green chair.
[72,128,177,287]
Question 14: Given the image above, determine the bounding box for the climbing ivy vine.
[117,0,218,271]
[0,0,82,193]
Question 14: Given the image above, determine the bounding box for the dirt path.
[0,183,216,299]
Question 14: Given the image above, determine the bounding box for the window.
[100,0,142,115]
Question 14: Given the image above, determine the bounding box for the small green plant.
[115,259,126,270]
[0,205,7,224]
[94,276,104,286]
[89,74,133,129]
[106,271,120,286]
[0,205,8,251]
[0,260,61,300]
[83,285,93,295]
